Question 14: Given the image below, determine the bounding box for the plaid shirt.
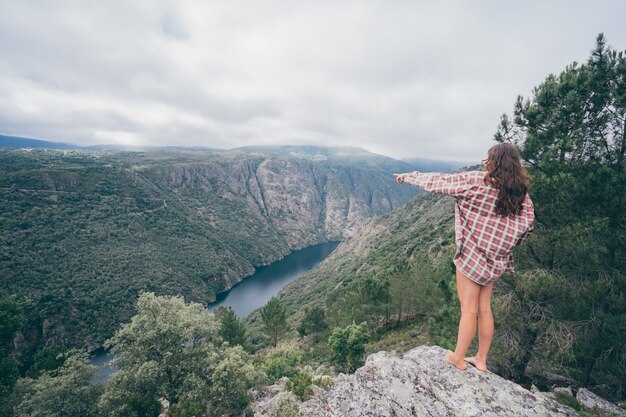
[400,170,535,286]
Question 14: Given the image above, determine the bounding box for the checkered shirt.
[401,170,535,286]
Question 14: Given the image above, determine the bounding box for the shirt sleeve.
[515,194,535,246]
[401,171,478,198]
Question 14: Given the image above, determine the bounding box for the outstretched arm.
[394,171,477,198]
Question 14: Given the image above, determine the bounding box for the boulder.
[576,388,626,416]
[298,345,581,417]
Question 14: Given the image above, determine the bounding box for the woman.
[394,142,535,372]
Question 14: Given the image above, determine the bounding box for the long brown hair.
[483,143,530,217]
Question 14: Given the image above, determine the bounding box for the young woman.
[394,142,535,372]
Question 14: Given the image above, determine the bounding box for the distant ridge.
[83,144,223,152]
[0,134,471,172]
[0,134,222,152]
[0,134,80,149]
[401,156,475,172]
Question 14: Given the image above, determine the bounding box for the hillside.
[244,188,459,333]
[0,147,419,352]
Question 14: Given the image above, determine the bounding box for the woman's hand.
[393,173,405,184]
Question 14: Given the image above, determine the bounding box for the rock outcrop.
[252,345,583,417]
[143,155,418,245]
[575,388,626,416]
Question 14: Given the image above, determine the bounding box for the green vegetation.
[25,348,67,378]
[215,306,248,348]
[286,371,314,401]
[0,296,25,411]
[11,351,103,417]
[169,400,204,417]
[99,292,263,416]
[5,293,264,417]
[258,344,303,382]
[297,306,329,345]
[261,296,290,347]
[261,346,302,383]
[427,278,460,351]
[328,322,370,373]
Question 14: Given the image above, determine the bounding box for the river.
[90,240,341,383]
[207,240,340,317]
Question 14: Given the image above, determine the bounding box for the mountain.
[231,145,474,174]
[232,145,412,171]
[1,134,469,172]
[0,147,419,352]
[82,144,223,152]
[0,134,223,152]
[0,134,79,150]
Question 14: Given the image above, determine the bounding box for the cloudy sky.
[0,1,624,162]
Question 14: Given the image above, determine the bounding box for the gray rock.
[249,378,298,417]
[554,386,574,397]
[538,391,558,401]
[253,391,299,417]
[298,345,581,417]
[158,398,170,417]
[576,388,626,416]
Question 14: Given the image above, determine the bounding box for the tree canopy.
[494,33,625,398]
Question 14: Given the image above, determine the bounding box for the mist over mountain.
[0,134,470,172]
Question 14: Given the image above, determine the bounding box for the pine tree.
[297,306,328,345]
[216,306,247,347]
[260,296,289,347]
[495,32,625,272]
[494,33,625,397]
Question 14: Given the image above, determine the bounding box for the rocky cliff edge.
[250,345,624,416]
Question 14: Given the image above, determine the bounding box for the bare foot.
[464,356,488,372]
[446,351,467,370]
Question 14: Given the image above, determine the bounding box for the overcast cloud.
[0,0,624,162]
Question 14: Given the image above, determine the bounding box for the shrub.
[286,372,313,401]
[328,322,370,373]
[262,345,302,382]
[170,399,204,417]
[270,393,300,417]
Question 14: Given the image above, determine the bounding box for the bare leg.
[446,268,481,370]
[464,282,494,372]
